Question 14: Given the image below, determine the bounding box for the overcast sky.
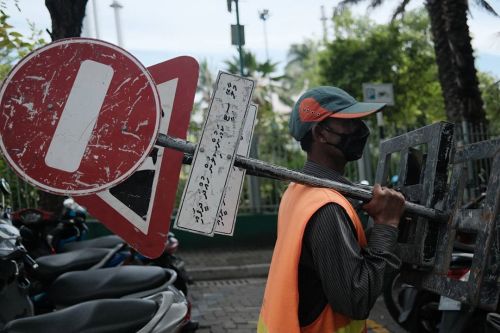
[5,0,500,77]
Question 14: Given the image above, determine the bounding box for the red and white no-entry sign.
[0,38,160,195]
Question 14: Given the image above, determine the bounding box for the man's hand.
[362,184,405,228]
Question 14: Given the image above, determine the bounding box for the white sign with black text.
[214,103,258,236]
[174,72,255,236]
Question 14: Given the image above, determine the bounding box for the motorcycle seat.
[34,248,112,283]
[49,266,169,307]
[3,298,157,333]
[60,234,124,252]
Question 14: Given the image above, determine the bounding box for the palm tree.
[338,0,497,129]
[45,0,88,40]
[224,49,288,108]
[282,40,322,96]
[224,49,292,158]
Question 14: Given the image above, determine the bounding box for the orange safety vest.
[258,183,368,333]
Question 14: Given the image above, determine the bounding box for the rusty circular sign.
[0,38,161,195]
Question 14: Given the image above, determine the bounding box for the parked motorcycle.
[383,192,496,333]
[0,222,198,332]
[12,198,88,258]
[60,231,192,296]
[383,252,489,332]
[11,198,192,298]
[3,293,193,333]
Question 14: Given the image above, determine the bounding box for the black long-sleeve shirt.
[297,161,400,325]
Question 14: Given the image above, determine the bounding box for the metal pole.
[234,0,244,76]
[320,5,328,45]
[259,9,270,62]
[156,133,449,222]
[110,0,124,47]
[92,0,100,39]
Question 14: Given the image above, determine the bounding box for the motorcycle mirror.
[0,179,10,196]
[63,197,76,209]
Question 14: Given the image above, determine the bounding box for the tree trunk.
[45,0,88,41]
[425,0,487,127]
[38,0,88,211]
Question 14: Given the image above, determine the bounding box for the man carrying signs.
[258,87,405,333]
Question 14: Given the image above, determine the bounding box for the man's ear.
[311,125,326,144]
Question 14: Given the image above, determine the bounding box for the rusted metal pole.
[157,133,449,223]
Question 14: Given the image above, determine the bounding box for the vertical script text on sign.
[175,72,255,235]
[214,103,258,236]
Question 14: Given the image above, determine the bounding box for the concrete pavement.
[180,247,406,332]
[182,248,272,281]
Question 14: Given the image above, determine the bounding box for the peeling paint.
[122,130,140,140]
[25,76,45,81]
[41,71,56,104]
[113,77,131,94]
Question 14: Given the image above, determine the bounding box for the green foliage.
[223,49,288,143]
[319,8,445,133]
[222,49,304,210]
[282,39,323,96]
[478,72,500,134]
[0,2,46,209]
[0,7,46,80]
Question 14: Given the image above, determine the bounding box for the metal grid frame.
[375,121,500,310]
[404,138,500,310]
[374,121,454,266]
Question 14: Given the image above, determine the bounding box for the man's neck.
[307,154,346,175]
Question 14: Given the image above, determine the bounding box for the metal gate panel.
[403,139,500,309]
[374,122,454,266]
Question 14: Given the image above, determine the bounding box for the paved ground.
[181,248,406,333]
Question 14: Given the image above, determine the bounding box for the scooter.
[383,252,486,332]
[12,197,88,258]
[4,221,178,314]
[60,231,192,295]
[0,222,198,332]
[14,195,192,295]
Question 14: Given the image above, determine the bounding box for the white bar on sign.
[174,72,255,236]
[214,104,258,236]
[45,60,114,172]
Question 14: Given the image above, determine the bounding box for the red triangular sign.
[78,56,199,258]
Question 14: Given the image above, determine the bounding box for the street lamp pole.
[110,0,124,47]
[228,0,245,76]
[258,9,270,62]
[92,0,100,38]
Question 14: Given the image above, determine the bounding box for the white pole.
[320,5,328,44]
[92,0,100,39]
[81,13,92,37]
[110,0,124,47]
[258,10,270,62]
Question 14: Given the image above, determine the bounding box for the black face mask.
[320,121,370,161]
